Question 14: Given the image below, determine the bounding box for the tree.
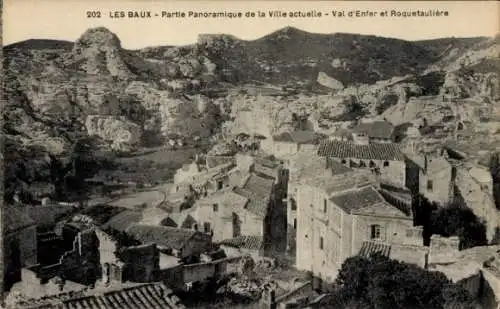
[428,204,487,249]
[416,195,487,249]
[326,254,477,309]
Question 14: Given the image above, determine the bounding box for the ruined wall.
[119,244,159,283]
[455,167,500,243]
[16,226,38,267]
[390,244,428,269]
[428,235,460,265]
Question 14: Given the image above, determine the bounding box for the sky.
[3,1,499,49]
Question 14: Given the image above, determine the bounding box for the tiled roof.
[125,224,199,250]
[101,210,143,232]
[358,241,392,258]
[219,235,264,251]
[317,140,405,161]
[78,205,128,226]
[330,186,393,214]
[233,173,275,218]
[273,131,324,145]
[353,121,394,139]
[21,283,185,309]
[5,205,36,233]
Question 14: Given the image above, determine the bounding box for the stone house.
[418,155,456,206]
[296,184,414,282]
[124,224,213,259]
[191,188,250,241]
[317,140,407,188]
[172,162,236,196]
[260,130,324,159]
[352,120,395,144]
[4,205,38,291]
[191,169,287,254]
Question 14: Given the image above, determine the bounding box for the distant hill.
[414,37,489,56]
[4,39,73,51]
[193,27,443,85]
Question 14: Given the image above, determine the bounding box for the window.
[427,180,434,192]
[370,224,382,240]
[341,159,347,164]
[319,237,324,250]
[213,203,219,212]
[291,198,297,211]
[293,218,297,229]
[383,161,389,167]
[203,222,211,233]
[323,199,327,213]
[217,181,223,190]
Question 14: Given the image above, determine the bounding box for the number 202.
[87,11,101,18]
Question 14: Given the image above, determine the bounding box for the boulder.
[317,72,344,90]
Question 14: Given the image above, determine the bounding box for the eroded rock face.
[70,27,134,79]
[441,70,500,101]
[85,115,142,151]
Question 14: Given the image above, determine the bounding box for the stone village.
[2,119,500,309]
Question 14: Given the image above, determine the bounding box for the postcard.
[2,1,500,308]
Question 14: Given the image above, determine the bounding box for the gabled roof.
[101,210,143,233]
[330,186,411,218]
[21,283,185,309]
[219,235,264,251]
[125,224,202,250]
[273,130,324,145]
[353,121,394,139]
[233,173,275,219]
[5,205,36,234]
[317,140,405,161]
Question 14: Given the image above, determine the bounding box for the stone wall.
[428,235,460,265]
[419,163,454,206]
[390,244,428,269]
[455,167,500,242]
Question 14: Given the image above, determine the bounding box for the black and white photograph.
[1,1,500,308]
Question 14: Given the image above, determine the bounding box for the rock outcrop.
[85,115,142,151]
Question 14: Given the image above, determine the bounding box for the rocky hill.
[3,26,499,202]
